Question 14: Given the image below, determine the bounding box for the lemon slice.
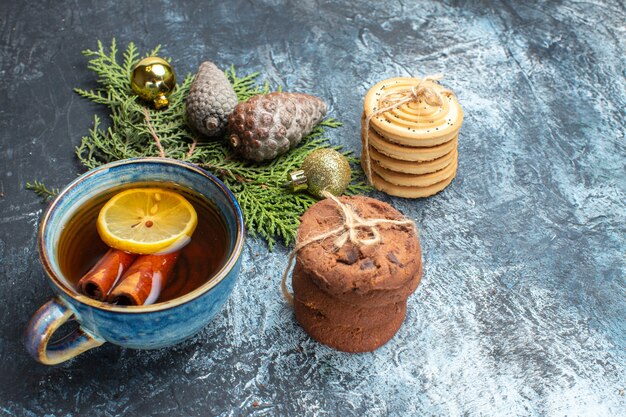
[97,188,198,255]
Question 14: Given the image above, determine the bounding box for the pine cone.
[185,61,238,138]
[228,92,327,161]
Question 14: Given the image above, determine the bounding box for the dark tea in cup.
[57,182,230,304]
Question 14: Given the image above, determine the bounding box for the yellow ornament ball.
[285,148,352,199]
[130,56,176,109]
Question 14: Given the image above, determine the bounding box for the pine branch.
[30,39,372,248]
[26,181,59,203]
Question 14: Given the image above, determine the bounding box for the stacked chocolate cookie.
[361,77,464,198]
[292,195,422,352]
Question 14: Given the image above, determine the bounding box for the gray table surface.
[1,1,624,416]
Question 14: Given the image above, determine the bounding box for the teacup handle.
[24,297,105,365]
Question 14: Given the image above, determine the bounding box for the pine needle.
[33,39,371,248]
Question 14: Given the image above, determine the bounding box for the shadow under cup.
[25,158,245,365]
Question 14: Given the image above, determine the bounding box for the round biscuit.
[368,167,457,198]
[361,117,458,161]
[363,77,463,147]
[368,156,458,187]
[368,146,457,175]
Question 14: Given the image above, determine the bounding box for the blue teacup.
[24,158,245,365]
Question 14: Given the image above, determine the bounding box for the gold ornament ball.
[288,148,351,199]
[130,56,176,109]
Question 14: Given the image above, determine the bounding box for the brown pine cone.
[185,61,238,138]
[228,92,327,161]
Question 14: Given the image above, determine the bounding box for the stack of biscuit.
[292,195,422,353]
[361,77,463,198]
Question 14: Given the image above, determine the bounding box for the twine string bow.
[280,191,416,303]
[363,73,450,185]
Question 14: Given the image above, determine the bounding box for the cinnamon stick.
[157,254,191,301]
[77,249,138,301]
[107,252,180,306]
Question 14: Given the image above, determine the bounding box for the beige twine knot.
[363,74,451,185]
[280,191,416,303]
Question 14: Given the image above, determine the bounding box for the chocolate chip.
[359,259,376,270]
[314,310,326,319]
[337,246,359,265]
[386,251,403,267]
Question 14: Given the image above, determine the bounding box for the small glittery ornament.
[130,57,176,109]
[285,148,351,198]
